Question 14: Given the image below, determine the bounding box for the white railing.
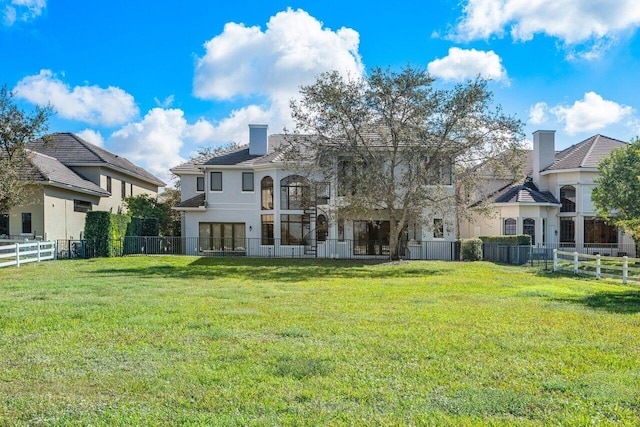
[553,249,640,284]
[0,240,56,268]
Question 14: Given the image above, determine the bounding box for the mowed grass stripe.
[1,257,639,425]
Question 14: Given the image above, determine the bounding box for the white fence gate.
[0,240,56,268]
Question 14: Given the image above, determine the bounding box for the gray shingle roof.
[28,133,165,186]
[22,151,111,196]
[546,134,627,171]
[493,179,560,205]
[175,193,205,208]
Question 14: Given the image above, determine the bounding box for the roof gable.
[546,134,627,171]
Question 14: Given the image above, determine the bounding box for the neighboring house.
[1,133,165,241]
[459,130,636,256]
[171,124,456,258]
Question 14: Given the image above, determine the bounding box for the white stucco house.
[171,125,457,258]
[459,130,636,256]
[1,133,165,241]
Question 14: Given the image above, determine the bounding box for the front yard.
[1,257,639,425]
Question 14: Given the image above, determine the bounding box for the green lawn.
[1,257,639,426]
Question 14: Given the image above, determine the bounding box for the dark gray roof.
[493,179,560,205]
[28,133,165,186]
[546,134,627,171]
[21,151,111,196]
[175,193,205,208]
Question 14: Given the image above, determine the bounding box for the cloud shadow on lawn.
[90,258,451,282]
[553,290,640,314]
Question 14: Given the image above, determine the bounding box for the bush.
[479,235,532,246]
[84,212,130,257]
[460,238,483,261]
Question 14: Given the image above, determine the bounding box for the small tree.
[124,193,180,236]
[0,85,53,213]
[287,66,524,259]
[592,137,640,243]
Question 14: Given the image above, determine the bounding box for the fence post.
[573,251,579,274]
[15,243,20,267]
[553,249,558,271]
[595,254,601,280]
[37,241,41,262]
[623,256,628,285]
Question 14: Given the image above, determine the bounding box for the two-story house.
[1,132,165,241]
[459,130,636,256]
[172,125,457,258]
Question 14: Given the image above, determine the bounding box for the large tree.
[592,137,640,243]
[0,85,53,213]
[287,66,524,259]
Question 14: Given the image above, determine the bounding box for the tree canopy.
[592,137,640,243]
[124,192,181,236]
[287,66,524,259]
[0,84,53,213]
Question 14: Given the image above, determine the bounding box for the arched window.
[280,175,309,210]
[261,176,273,210]
[316,214,328,242]
[560,185,576,212]
[504,218,516,235]
[523,218,535,245]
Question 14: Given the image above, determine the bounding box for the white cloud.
[194,8,363,101]
[14,69,139,126]
[451,0,640,57]
[76,129,104,147]
[2,0,46,26]
[528,102,548,125]
[427,47,507,82]
[549,92,633,135]
[154,95,175,108]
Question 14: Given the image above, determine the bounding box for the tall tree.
[0,84,53,213]
[592,137,640,243]
[287,66,524,259]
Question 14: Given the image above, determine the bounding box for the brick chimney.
[532,130,555,189]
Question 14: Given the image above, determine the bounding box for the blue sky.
[2,0,640,184]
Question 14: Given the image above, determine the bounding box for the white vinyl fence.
[0,240,56,268]
[553,249,640,284]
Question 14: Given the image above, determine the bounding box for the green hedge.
[479,235,532,246]
[459,238,483,261]
[126,217,159,237]
[84,212,130,257]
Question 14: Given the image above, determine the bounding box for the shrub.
[460,238,483,261]
[479,235,532,246]
[84,212,130,257]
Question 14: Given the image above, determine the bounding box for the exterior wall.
[6,186,45,238]
[70,166,159,213]
[43,187,101,240]
[180,173,205,202]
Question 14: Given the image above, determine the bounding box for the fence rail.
[0,240,56,268]
[553,249,640,284]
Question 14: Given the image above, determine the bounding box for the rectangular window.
[242,172,254,192]
[426,157,453,185]
[433,218,444,239]
[281,214,310,245]
[210,172,222,191]
[130,183,133,196]
[121,180,126,198]
[584,217,618,244]
[198,222,245,251]
[560,218,575,244]
[338,218,345,242]
[22,213,32,234]
[261,214,274,245]
[0,214,9,236]
[196,176,204,192]
[73,200,92,213]
[106,176,112,193]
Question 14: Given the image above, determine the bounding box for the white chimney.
[532,130,555,189]
[249,124,268,156]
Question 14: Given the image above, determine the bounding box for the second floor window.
[196,176,204,192]
[242,172,254,191]
[121,181,126,199]
[211,172,222,191]
[560,185,576,213]
[280,175,309,210]
[261,176,273,210]
[106,176,112,193]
